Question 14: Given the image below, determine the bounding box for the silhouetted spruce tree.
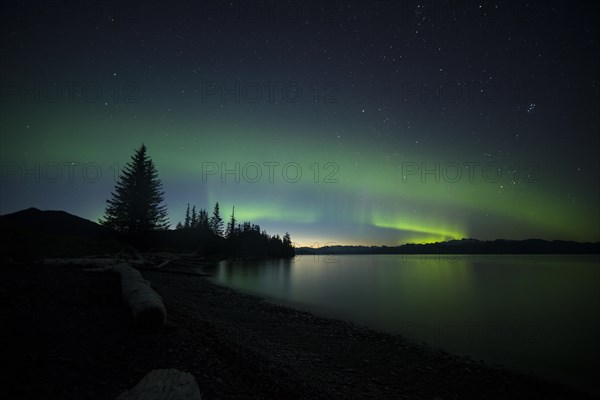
[282,232,294,256]
[175,221,183,230]
[101,144,169,234]
[225,206,237,239]
[283,232,292,247]
[191,205,198,228]
[209,202,224,237]
[184,204,191,228]
[198,208,209,231]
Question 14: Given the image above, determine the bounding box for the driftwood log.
[112,263,166,329]
[116,369,201,400]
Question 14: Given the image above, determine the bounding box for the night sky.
[1,1,598,246]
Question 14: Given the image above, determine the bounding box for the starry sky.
[1,1,598,246]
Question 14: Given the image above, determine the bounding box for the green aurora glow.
[1,2,598,246]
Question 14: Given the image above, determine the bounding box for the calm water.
[208,254,600,392]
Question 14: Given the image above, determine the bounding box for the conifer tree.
[198,208,209,230]
[191,205,198,228]
[209,202,224,237]
[225,206,237,239]
[184,203,191,228]
[101,144,169,233]
[283,232,292,247]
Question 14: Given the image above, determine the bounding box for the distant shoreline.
[296,239,600,255]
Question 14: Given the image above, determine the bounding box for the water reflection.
[216,258,293,298]
[210,254,600,392]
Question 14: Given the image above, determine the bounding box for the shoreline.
[2,263,594,399]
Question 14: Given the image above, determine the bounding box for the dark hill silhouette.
[0,207,109,239]
[0,208,122,262]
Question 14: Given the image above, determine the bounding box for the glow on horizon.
[371,210,466,244]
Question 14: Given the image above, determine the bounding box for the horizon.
[1,2,599,246]
[3,206,599,249]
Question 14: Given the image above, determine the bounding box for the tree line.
[100,144,294,258]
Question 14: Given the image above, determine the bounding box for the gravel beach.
[1,263,593,399]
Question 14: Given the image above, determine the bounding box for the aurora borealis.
[1,1,598,246]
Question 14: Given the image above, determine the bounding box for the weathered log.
[116,369,201,400]
[112,263,166,329]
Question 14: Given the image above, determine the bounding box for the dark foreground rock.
[1,264,594,399]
